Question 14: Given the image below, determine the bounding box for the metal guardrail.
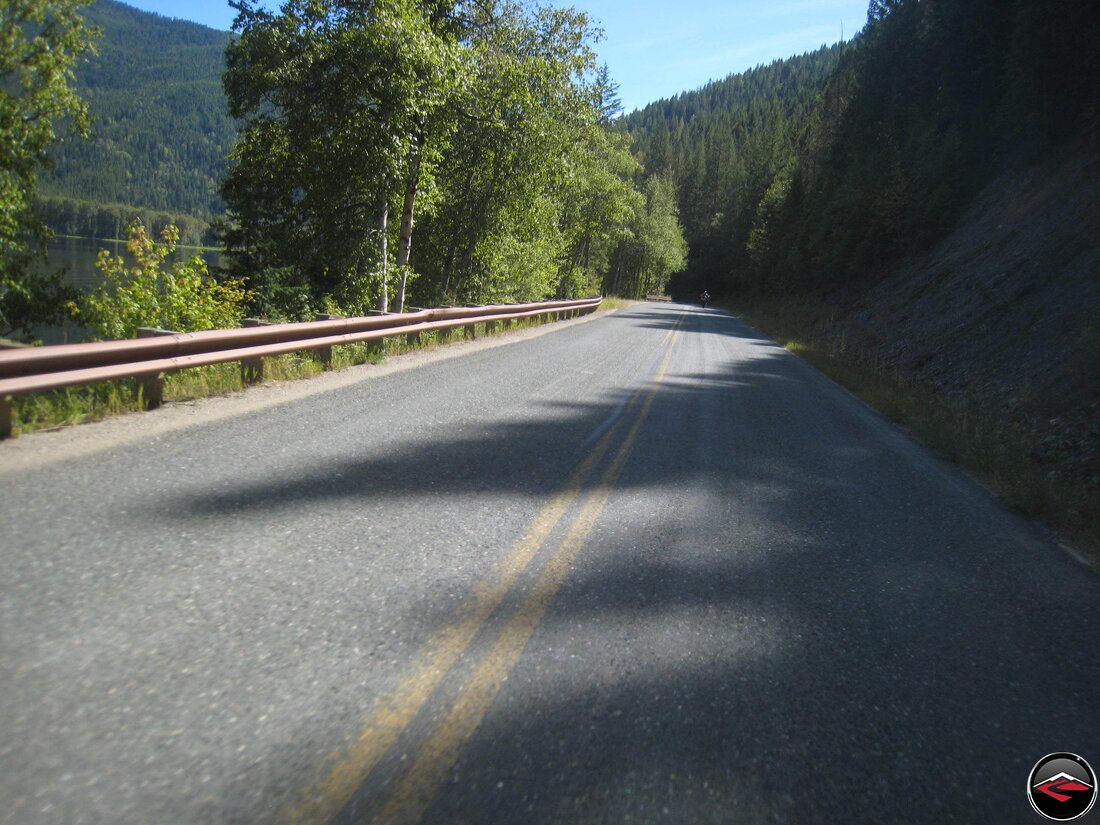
[0,296,602,438]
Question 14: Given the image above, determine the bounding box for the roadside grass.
[736,302,1099,561]
[13,381,143,432]
[6,306,608,438]
[599,296,638,311]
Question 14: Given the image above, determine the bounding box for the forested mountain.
[40,0,233,225]
[623,44,843,294]
[626,0,1100,299]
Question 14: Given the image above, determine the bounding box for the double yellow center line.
[279,315,683,825]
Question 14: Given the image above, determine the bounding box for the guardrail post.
[464,323,477,340]
[362,312,387,360]
[484,320,498,335]
[135,327,176,409]
[0,394,11,439]
[0,339,30,433]
[239,319,269,383]
[314,314,342,369]
[438,327,453,344]
[240,357,263,384]
[405,330,421,347]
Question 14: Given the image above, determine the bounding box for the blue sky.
[124,0,869,112]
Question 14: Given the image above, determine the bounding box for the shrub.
[76,218,249,339]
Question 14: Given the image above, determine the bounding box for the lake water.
[32,236,223,344]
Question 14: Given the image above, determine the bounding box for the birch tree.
[222,0,459,317]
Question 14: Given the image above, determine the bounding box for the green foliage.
[76,218,247,339]
[623,44,842,298]
[223,0,683,315]
[555,128,642,298]
[0,0,97,336]
[411,2,604,305]
[744,168,793,288]
[764,0,1100,291]
[604,175,687,299]
[222,0,462,317]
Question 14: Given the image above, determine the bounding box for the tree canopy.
[221,0,687,319]
[0,0,97,337]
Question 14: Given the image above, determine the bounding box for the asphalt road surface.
[2,302,1098,825]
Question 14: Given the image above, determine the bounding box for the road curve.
[2,302,1097,824]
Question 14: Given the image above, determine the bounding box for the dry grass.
[599,296,639,311]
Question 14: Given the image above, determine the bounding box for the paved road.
[2,302,1098,824]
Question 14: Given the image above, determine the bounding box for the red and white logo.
[1028,753,1097,821]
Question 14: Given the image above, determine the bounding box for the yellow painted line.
[373,329,680,825]
[279,449,614,825]
[278,377,652,824]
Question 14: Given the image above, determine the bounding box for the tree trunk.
[440,240,456,302]
[609,245,625,296]
[394,127,425,314]
[375,197,389,313]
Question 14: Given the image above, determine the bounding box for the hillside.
[797,142,1099,500]
[623,0,1099,548]
[40,0,234,220]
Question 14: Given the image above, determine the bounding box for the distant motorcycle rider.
[699,290,710,308]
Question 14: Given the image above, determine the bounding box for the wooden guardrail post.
[405,329,421,347]
[314,314,342,369]
[0,339,29,437]
[0,394,11,439]
[400,308,424,347]
[484,319,498,335]
[135,327,177,408]
[239,319,269,383]
[435,307,453,344]
[364,311,387,359]
[464,323,477,340]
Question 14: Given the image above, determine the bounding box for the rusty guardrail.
[0,296,602,438]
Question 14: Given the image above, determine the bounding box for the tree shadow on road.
[145,302,1099,823]
[156,320,803,521]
